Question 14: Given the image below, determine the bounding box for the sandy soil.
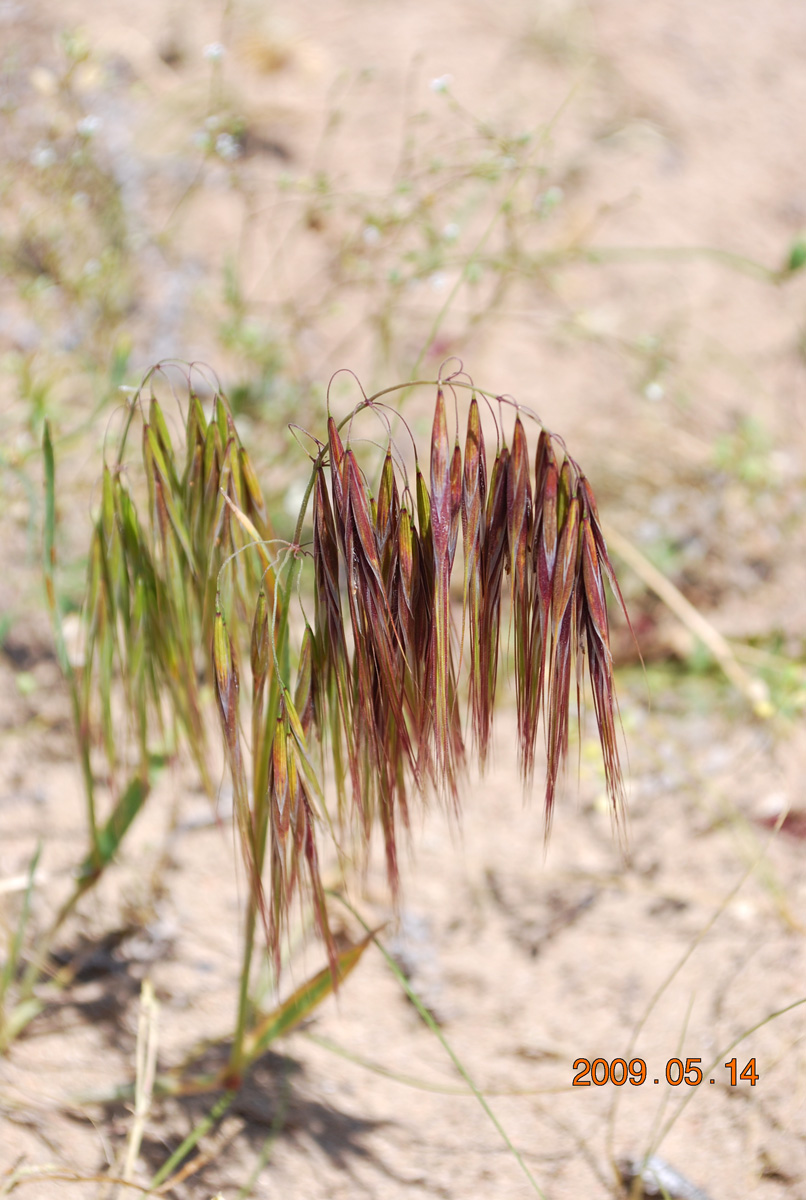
[2,1,806,1198]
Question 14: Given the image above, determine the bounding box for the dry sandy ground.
[2,1,806,1198]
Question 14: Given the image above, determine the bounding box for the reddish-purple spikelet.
[477,443,509,764]
[429,387,454,784]
[448,438,462,573]
[376,448,399,584]
[461,397,486,750]
[327,416,347,549]
[507,417,533,770]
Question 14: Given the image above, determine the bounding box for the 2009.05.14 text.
[572,1057,758,1086]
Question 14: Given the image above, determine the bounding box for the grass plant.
[2,359,629,1084]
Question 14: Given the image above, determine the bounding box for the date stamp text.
[572,1057,758,1087]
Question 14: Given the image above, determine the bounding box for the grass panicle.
[276,375,626,966]
[43,364,627,1017]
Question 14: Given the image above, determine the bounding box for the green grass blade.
[76,776,150,881]
[243,931,375,1061]
[148,1088,237,1190]
[651,994,806,1159]
[0,997,44,1048]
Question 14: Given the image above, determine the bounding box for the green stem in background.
[638,992,695,1186]
[650,994,806,1161]
[303,1030,570,1097]
[461,242,786,286]
[569,242,782,283]
[605,809,792,1175]
[406,80,581,391]
[114,365,158,466]
[329,892,548,1200]
[148,1088,237,1191]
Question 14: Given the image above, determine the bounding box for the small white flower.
[442,222,459,241]
[77,115,101,138]
[30,144,56,169]
[644,380,665,403]
[215,132,240,160]
[536,185,564,215]
[76,114,102,138]
[362,224,381,246]
[429,271,448,292]
[82,258,101,278]
[429,74,452,93]
[203,42,226,62]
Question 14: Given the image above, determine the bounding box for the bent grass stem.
[330,891,548,1199]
